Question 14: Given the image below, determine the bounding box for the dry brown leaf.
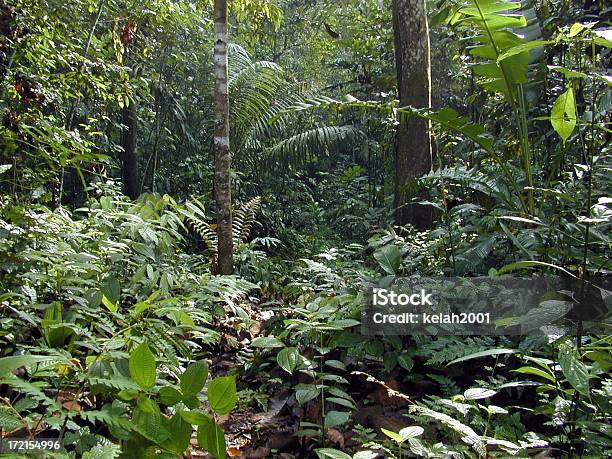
[62,400,82,412]
[249,321,261,338]
[246,447,271,458]
[326,428,345,448]
[305,399,321,419]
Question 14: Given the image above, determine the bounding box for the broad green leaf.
[183,394,200,409]
[383,352,398,371]
[353,451,378,459]
[558,341,590,396]
[159,386,183,406]
[327,386,354,401]
[548,65,588,80]
[328,319,360,329]
[179,409,210,426]
[180,361,209,396]
[497,260,577,278]
[374,245,401,275]
[164,413,192,455]
[514,366,556,383]
[381,427,405,444]
[133,397,167,442]
[551,87,577,143]
[208,376,237,415]
[315,448,352,459]
[585,351,612,372]
[447,348,516,366]
[324,410,350,429]
[0,164,12,175]
[197,416,226,458]
[277,347,299,375]
[405,107,494,154]
[497,40,551,62]
[497,215,545,226]
[100,276,120,312]
[295,384,320,405]
[129,342,157,389]
[568,22,596,37]
[486,405,508,415]
[464,388,497,400]
[398,353,414,371]
[325,359,346,370]
[593,29,612,48]
[0,354,69,377]
[399,426,424,438]
[250,336,284,348]
[42,302,73,347]
[326,397,356,410]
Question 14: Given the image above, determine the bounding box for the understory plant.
[0,188,253,457]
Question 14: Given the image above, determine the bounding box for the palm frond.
[264,125,367,170]
[227,45,371,172]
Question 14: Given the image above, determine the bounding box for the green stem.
[472,0,532,213]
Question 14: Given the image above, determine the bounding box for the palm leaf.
[264,125,367,170]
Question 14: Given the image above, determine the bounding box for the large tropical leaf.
[453,0,541,98]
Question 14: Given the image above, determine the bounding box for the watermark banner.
[361,276,611,336]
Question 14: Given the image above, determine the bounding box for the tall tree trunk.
[392,0,433,229]
[121,101,139,200]
[213,0,233,274]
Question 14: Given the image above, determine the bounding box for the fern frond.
[88,376,140,392]
[0,376,61,411]
[79,407,134,433]
[179,198,218,253]
[233,196,262,245]
[181,196,262,255]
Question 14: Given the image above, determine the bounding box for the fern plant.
[181,195,262,255]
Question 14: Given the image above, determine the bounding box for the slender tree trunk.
[121,101,139,200]
[213,0,233,274]
[392,0,433,229]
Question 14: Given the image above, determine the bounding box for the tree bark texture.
[121,101,139,200]
[213,0,233,274]
[392,0,433,229]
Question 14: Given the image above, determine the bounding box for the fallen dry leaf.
[249,321,261,338]
[326,428,345,448]
[245,447,270,458]
[62,400,82,412]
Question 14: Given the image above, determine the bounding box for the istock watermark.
[362,276,611,336]
[372,288,434,306]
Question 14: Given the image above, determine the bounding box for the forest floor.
[197,293,419,459]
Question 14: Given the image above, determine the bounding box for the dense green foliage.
[0,0,610,458]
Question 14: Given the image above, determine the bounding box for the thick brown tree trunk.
[392,0,433,229]
[213,0,233,274]
[121,101,139,200]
